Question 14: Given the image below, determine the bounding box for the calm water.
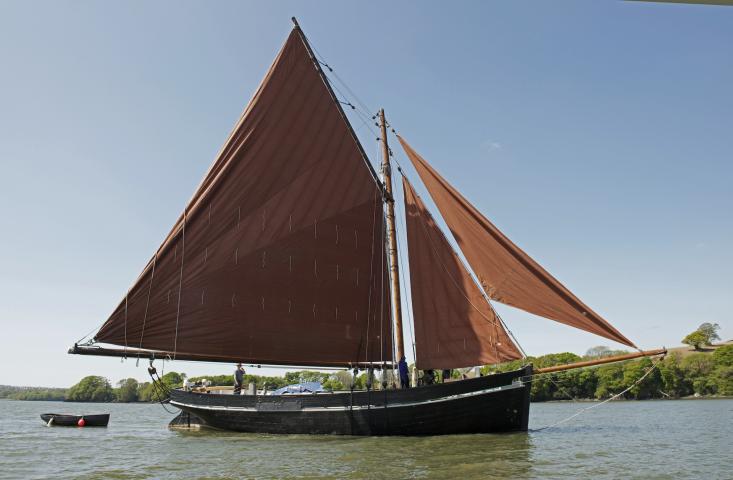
[0,399,730,479]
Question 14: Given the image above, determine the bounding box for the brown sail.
[402,176,522,369]
[93,28,392,367]
[398,136,636,348]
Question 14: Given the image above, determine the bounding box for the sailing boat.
[69,18,664,435]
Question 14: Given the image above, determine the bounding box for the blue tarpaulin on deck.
[270,382,323,395]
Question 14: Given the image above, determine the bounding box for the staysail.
[93,28,392,367]
[402,176,522,369]
[398,136,635,348]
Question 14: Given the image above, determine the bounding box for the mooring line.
[532,357,662,432]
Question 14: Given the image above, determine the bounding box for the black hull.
[169,366,531,435]
[41,413,110,427]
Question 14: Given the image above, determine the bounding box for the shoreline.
[540,395,733,404]
[3,395,732,404]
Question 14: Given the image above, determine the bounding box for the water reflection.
[173,429,534,479]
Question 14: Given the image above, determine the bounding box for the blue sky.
[0,1,730,387]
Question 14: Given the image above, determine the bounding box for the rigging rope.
[495,310,527,359]
[138,254,157,354]
[75,320,106,345]
[124,293,128,354]
[363,189,378,365]
[297,29,383,195]
[376,135,392,367]
[394,187,417,364]
[173,211,187,360]
[532,355,663,431]
[307,38,375,117]
[147,362,179,415]
[379,214,387,366]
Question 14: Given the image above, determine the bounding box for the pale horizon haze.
[0,1,731,388]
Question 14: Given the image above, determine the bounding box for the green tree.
[137,382,156,402]
[658,353,692,397]
[711,366,733,396]
[322,377,346,391]
[353,372,368,390]
[698,323,721,344]
[115,378,139,402]
[528,375,554,401]
[334,370,355,388]
[556,368,598,400]
[322,371,355,391]
[535,352,582,369]
[595,363,625,399]
[622,357,662,399]
[682,353,715,377]
[66,376,114,402]
[712,344,733,367]
[682,353,716,395]
[682,330,708,351]
[160,372,185,388]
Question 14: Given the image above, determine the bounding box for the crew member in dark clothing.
[423,369,436,385]
[398,356,410,389]
[441,369,451,383]
[233,363,245,394]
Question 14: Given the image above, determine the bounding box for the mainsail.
[402,176,522,369]
[398,136,636,348]
[93,28,392,367]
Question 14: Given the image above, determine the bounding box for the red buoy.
[77,418,85,427]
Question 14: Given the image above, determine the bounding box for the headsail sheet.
[94,29,392,366]
[398,136,635,348]
[403,176,522,369]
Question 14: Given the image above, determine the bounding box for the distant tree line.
[483,343,733,401]
[0,385,66,401]
[52,368,390,403]
[50,343,731,403]
[3,322,729,403]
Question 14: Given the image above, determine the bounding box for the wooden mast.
[379,109,406,367]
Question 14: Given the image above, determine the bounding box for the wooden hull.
[40,413,110,427]
[169,366,531,435]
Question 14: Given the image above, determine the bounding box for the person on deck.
[423,369,436,385]
[398,356,410,389]
[233,363,245,395]
[441,369,451,383]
